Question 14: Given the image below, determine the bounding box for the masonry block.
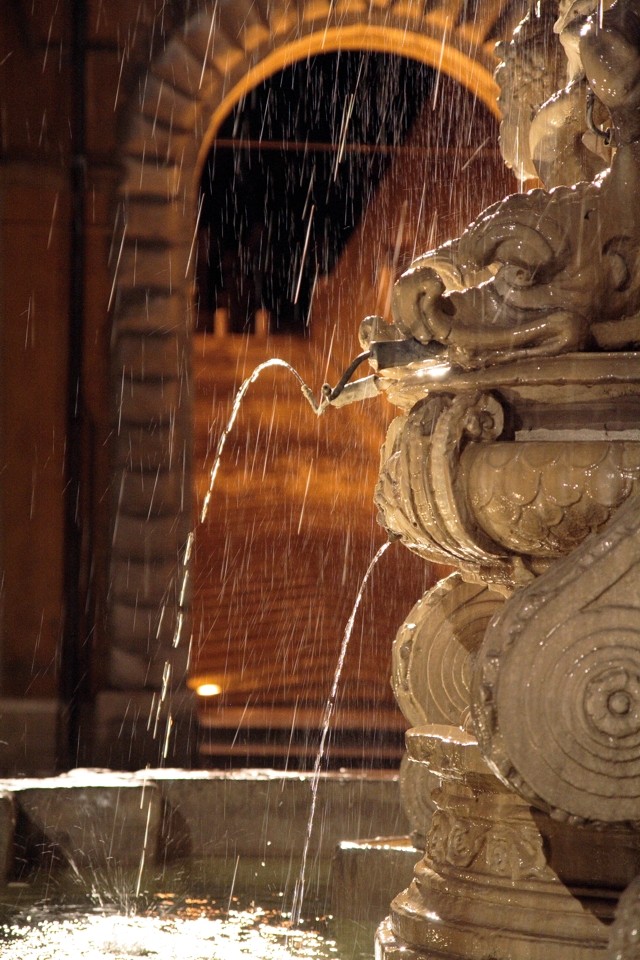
[111,512,190,562]
[112,292,193,337]
[148,769,407,863]
[117,243,192,293]
[5,771,162,874]
[0,791,16,883]
[120,114,194,166]
[111,599,180,650]
[113,424,185,471]
[120,158,187,201]
[125,198,194,245]
[114,376,182,427]
[140,75,201,133]
[114,331,189,380]
[152,38,223,102]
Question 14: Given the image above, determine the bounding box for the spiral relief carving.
[472,493,640,823]
[392,573,505,729]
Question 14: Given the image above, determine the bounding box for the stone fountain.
[326,0,640,955]
[5,3,640,957]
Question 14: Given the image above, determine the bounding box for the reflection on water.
[0,896,372,960]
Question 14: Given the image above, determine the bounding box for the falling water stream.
[198,357,326,527]
[166,356,391,928]
[290,540,391,927]
[153,357,327,753]
[1,358,385,958]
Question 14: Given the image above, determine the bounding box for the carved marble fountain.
[327,0,640,955]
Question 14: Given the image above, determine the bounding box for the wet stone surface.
[0,770,161,876]
[0,769,406,906]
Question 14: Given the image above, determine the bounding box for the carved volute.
[369,0,640,826]
[365,0,640,955]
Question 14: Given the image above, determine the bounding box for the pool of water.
[0,890,373,960]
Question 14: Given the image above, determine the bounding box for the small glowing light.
[414,362,452,380]
[427,363,452,379]
[195,683,222,697]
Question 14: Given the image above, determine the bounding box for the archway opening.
[189,50,511,768]
[195,51,436,337]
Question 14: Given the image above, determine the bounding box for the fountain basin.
[0,768,415,959]
[0,768,409,905]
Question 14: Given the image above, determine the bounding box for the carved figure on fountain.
[371,0,640,372]
[370,0,640,595]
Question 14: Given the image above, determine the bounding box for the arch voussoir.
[112,600,180,650]
[120,113,194,165]
[114,330,189,381]
[115,469,186,521]
[151,40,214,102]
[116,243,192,293]
[113,292,192,337]
[218,0,273,50]
[113,515,188,564]
[109,645,189,690]
[182,11,246,76]
[120,158,188,201]
[125,198,194,245]
[140,75,202,134]
[113,376,183,427]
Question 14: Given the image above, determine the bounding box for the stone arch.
[107,0,523,708]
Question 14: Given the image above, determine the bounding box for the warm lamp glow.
[195,682,222,697]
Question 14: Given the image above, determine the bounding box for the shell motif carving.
[461,441,640,557]
[392,573,505,729]
[472,492,640,823]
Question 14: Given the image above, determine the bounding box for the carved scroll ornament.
[374,390,526,587]
[472,492,640,824]
[392,573,505,730]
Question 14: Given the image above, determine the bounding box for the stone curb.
[0,768,406,891]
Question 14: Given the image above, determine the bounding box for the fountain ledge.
[0,767,414,913]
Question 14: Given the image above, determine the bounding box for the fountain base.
[376,726,640,960]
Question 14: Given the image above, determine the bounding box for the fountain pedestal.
[344,0,640,953]
[377,726,640,960]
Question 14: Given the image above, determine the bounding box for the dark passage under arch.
[195,51,437,335]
